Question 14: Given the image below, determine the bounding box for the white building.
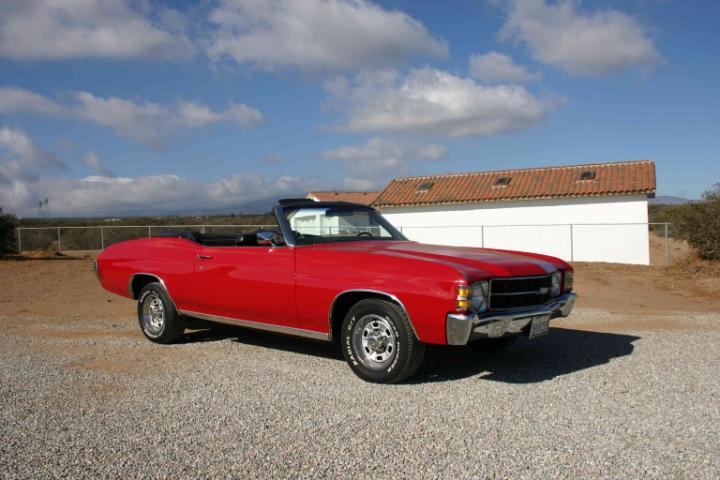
[373,161,656,265]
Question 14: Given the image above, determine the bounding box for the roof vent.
[494,177,511,186]
[579,171,596,180]
[416,182,434,192]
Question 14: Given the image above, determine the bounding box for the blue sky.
[0,0,718,216]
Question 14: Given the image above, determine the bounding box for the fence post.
[100,227,105,250]
[481,225,485,248]
[57,227,61,252]
[16,228,22,253]
[664,223,670,266]
[148,226,152,238]
[569,224,574,262]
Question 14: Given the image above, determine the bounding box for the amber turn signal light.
[456,285,470,310]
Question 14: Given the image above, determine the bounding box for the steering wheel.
[356,231,372,238]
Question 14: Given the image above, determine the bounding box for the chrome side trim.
[327,289,419,342]
[127,272,179,313]
[179,309,330,342]
[446,293,577,345]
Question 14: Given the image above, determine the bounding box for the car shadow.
[411,327,640,384]
[178,324,639,384]
[177,326,242,344]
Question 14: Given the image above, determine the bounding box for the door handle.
[197,254,214,260]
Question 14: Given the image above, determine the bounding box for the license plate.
[528,315,550,339]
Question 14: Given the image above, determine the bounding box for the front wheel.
[137,282,185,344]
[341,299,425,383]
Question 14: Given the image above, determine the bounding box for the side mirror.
[256,230,283,247]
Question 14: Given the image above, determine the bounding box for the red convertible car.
[96,199,576,383]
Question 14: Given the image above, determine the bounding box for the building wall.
[379,195,650,265]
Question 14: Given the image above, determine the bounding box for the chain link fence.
[15,224,276,253]
[15,222,675,265]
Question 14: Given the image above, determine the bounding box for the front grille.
[489,275,553,310]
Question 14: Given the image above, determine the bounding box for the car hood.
[310,241,569,278]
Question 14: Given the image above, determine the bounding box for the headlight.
[471,281,489,312]
[551,272,561,297]
[456,281,489,312]
[563,270,574,292]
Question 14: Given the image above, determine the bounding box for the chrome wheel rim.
[142,293,165,337]
[352,314,397,370]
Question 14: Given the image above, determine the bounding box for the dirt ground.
[1,254,718,334]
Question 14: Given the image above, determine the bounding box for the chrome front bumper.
[446,293,577,345]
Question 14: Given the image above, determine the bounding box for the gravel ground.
[1,309,719,479]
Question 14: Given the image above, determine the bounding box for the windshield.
[283,206,406,245]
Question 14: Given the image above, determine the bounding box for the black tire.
[137,282,185,344]
[341,299,425,383]
[467,335,519,352]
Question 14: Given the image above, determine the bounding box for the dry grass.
[669,252,720,278]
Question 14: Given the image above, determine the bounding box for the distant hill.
[649,195,695,205]
[180,194,307,216]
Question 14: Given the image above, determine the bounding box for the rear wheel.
[341,299,425,383]
[137,282,185,344]
[467,335,519,352]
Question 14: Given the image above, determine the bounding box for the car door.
[193,244,298,327]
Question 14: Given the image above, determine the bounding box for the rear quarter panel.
[295,246,463,344]
[96,238,201,311]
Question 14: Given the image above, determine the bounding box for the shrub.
[672,183,720,261]
[0,209,19,257]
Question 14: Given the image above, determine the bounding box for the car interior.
[154,229,283,247]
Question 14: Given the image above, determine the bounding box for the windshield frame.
[273,203,407,246]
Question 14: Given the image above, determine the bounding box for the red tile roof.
[307,191,380,205]
[373,160,656,208]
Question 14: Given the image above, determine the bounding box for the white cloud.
[325,68,554,137]
[0,86,262,145]
[207,0,448,72]
[0,86,67,115]
[0,126,67,185]
[73,92,170,145]
[82,151,113,177]
[0,0,194,61]
[177,102,224,127]
[175,102,263,129]
[2,173,317,217]
[206,174,311,204]
[221,103,264,128]
[0,128,317,216]
[323,137,446,190]
[469,52,540,83]
[499,0,661,76]
[415,144,447,162]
